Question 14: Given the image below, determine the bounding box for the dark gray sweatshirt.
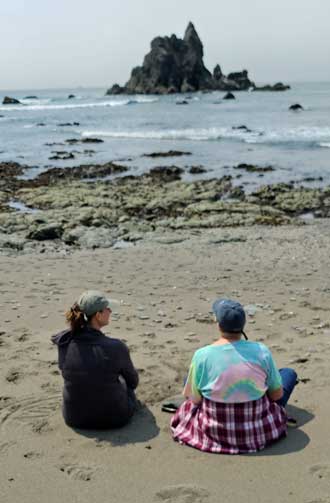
[52,326,139,429]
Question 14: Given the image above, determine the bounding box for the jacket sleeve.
[118,342,139,389]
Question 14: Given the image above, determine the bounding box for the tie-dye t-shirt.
[183,341,282,403]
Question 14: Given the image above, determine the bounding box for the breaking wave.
[0,97,158,112]
[81,126,330,146]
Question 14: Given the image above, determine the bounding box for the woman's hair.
[65,303,90,334]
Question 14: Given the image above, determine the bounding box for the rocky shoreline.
[1,159,330,254]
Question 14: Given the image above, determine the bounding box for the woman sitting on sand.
[171,299,297,454]
[52,290,139,429]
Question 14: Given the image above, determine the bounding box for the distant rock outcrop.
[108,23,214,95]
[253,82,291,92]
[2,96,21,105]
[107,23,255,95]
[289,103,303,111]
[106,23,289,95]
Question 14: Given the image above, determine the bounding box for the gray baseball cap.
[78,290,113,317]
[212,298,246,333]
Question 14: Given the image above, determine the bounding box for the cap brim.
[106,298,120,311]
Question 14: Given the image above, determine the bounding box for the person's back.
[171,298,297,454]
[186,340,281,404]
[52,291,138,429]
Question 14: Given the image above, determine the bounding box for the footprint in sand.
[155,485,210,503]
[58,463,96,481]
[0,441,16,454]
[0,392,61,433]
[23,451,42,459]
[309,464,330,481]
[5,368,23,383]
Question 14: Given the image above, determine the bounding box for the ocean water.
[0,83,329,191]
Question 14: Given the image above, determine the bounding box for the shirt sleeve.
[118,342,139,390]
[183,353,202,402]
[264,348,282,391]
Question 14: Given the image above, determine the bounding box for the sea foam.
[81,126,330,145]
[0,97,158,112]
[81,127,259,142]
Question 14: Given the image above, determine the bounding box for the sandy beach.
[1,220,330,503]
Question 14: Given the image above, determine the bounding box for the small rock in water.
[189,165,207,174]
[82,137,104,143]
[3,96,21,105]
[223,92,235,100]
[289,103,303,111]
[232,125,252,133]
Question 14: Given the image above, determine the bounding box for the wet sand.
[1,221,330,503]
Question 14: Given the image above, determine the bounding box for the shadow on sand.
[73,404,160,446]
[250,404,314,456]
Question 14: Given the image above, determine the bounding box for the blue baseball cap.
[212,299,246,333]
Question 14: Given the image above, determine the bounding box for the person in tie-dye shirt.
[183,299,294,406]
[171,299,297,453]
[183,338,283,404]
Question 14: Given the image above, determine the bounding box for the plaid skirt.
[171,395,287,454]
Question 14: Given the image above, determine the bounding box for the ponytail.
[65,303,87,334]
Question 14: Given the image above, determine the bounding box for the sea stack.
[106,23,290,95]
[106,22,256,95]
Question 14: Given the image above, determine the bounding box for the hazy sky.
[1,0,330,90]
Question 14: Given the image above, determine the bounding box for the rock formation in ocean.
[106,22,289,95]
[107,23,254,95]
[2,96,21,105]
[223,92,236,100]
[253,82,291,92]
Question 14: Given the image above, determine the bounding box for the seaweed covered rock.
[27,223,64,241]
